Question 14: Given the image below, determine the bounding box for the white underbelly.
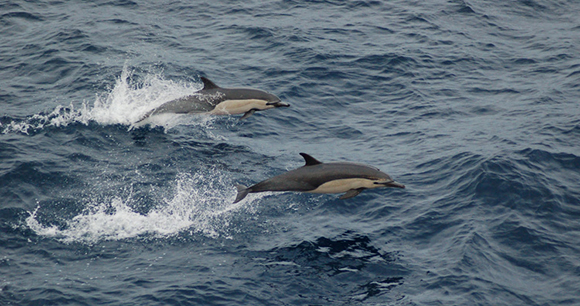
[307,178,377,194]
[209,99,270,115]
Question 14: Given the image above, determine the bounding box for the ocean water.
[1,0,580,305]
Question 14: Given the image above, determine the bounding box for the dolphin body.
[234,153,405,203]
[137,77,289,123]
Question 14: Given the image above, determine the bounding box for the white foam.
[1,66,206,134]
[26,171,262,244]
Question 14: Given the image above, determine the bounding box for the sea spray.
[26,170,263,243]
[1,66,204,134]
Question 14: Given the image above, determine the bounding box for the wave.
[242,231,404,303]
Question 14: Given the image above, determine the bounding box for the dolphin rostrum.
[137,77,289,123]
[234,153,405,203]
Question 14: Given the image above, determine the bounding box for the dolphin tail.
[135,108,156,124]
[234,184,250,203]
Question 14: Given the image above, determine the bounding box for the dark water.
[2,0,580,305]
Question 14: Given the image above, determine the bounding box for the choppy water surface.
[1,0,580,305]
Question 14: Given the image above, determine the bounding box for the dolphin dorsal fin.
[200,77,220,90]
[299,153,322,166]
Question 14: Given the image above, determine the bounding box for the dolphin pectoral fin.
[240,109,256,120]
[339,189,363,200]
[234,184,250,203]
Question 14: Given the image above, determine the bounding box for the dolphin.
[234,153,405,203]
[136,77,289,123]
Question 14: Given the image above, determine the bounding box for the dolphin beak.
[384,181,405,189]
[267,101,290,107]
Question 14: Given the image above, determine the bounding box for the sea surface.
[1,0,580,305]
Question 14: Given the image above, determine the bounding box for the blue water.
[1,0,580,305]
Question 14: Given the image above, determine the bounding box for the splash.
[26,171,263,244]
[1,66,206,134]
[0,104,92,134]
[90,67,205,128]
